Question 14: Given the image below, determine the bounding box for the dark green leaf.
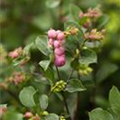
[79,49,97,65]
[96,63,118,83]
[65,79,86,93]
[44,67,55,85]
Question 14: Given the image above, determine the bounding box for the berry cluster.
[84,29,105,41]
[48,29,66,67]
[51,80,67,93]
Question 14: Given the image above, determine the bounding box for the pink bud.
[54,47,65,56]
[57,32,65,40]
[24,112,33,118]
[55,55,66,67]
[9,51,19,58]
[48,29,57,39]
[54,41,60,48]
[79,12,84,18]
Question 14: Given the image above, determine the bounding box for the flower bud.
[24,112,33,118]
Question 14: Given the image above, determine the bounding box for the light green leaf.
[65,79,86,93]
[39,60,51,71]
[35,35,50,56]
[23,42,34,55]
[19,86,36,108]
[89,108,114,120]
[79,49,97,65]
[46,0,61,8]
[70,4,82,22]
[109,86,120,117]
[45,113,59,120]
[96,63,118,83]
[3,111,23,120]
[39,94,49,111]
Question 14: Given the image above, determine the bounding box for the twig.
[55,66,72,120]
[55,65,61,80]
[67,69,74,82]
[62,92,72,120]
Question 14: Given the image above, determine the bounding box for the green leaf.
[70,4,82,22]
[65,79,86,93]
[39,60,51,71]
[98,14,109,29]
[96,63,118,83]
[109,86,120,117]
[71,58,79,70]
[32,14,52,30]
[79,16,88,25]
[19,86,36,108]
[79,49,97,65]
[89,108,114,120]
[39,94,49,111]
[46,0,61,8]
[23,42,34,55]
[35,35,50,56]
[3,111,23,120]
[44,67,55,85]
[64,21,84,52]
[45,113,59,120]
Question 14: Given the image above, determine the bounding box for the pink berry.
[48,29,57,39]
[57,32,65,40]
[56,30,61,34]
[55,55,66,67]
[54,41,60,48]
[54,47,65,56]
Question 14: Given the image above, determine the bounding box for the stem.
[55,66,72,120]
[73,72,81,120]
[55,66,61,80]
[67,69,74,82]
[62,92,72,120]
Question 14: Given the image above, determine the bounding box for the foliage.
[0,0,120,120]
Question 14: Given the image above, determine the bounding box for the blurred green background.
[0,0,120,120]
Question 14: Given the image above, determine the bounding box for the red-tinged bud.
[24,112,33,118]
